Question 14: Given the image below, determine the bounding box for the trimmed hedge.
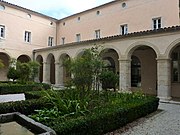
[0,83,51,94]
[48,97,159,135]
[0,98,52,115]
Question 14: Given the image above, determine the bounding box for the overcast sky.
[4,0,113,19]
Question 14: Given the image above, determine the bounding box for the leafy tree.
[64,45,104,93]
[28,61,40,81]
[7,66,19,81]
[16,62,31,83]
[99,70,119,91]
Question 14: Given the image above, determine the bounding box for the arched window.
[172,46,180,82]
[131,56,141,87]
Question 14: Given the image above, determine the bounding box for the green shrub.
[30,91,159,135]
[0,83,51,94]
[0,98,52,115]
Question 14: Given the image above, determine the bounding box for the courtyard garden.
[0,46,159,135]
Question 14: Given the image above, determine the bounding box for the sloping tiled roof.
[34,25,180,52]
[0,0,58,21]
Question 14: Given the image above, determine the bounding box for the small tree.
[28,61,40,81]
[64,45,104,93]
[16,62,31,83]
[7,66,19,81]
[99,70,119,91]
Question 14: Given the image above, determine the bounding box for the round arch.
[127,43,157,96]
[100,48,119,74]
[59,53,71,85]
[0,52,10,81]
[36,55,43,83]
[17,55,31,63]
[75,49,85,58]
[46,53,55,84]
[165,38,180,58]
[125,41,160,59]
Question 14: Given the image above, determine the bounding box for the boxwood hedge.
[48,97,159,135]
[0,83,50,94]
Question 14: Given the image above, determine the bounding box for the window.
[24,31,31,43]
[121,24,128,35]
[122,2,127,8]
[50,21,53,25]
[0,25,5,38]
[152,18,161,30]
[95,30,100,39]
[61,37,65,45]
[27,14,31,18]
[0,5,5,11]
[172,51,180,82]
[131,56,141,87]
[76,34,81,42]
[96,11,100,15]
[48,37,53,46]
[63,22,66,26]
[77,17,81,21]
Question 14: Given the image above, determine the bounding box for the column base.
[53,84,65,90]
[158,96,172,102]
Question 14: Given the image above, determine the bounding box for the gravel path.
[105,103,180,135]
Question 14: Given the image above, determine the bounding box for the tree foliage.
[7,66,19,81]
[64,45,119,93]
[7,59,40,83]
[28,61,40,81]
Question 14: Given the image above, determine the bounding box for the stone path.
[105,102,180,135]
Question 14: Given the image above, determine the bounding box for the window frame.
[120,24,128,35]
[61,37,65,45]
[76,34,81,42]
[152,17,162,30]
[0,25,5,39]
[48,36,54,46]
[24,31,31,43]
[95,30,101,39]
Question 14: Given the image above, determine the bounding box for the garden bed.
[28,90,159,135]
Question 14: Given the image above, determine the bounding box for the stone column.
[42,62,50,84]
[119,59,131,91]
[55,62,64,86]
[157,58,171,101]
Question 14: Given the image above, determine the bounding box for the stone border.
[0,112,56,135]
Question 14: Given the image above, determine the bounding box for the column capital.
[156,56,171,61]
[118,58,131,62]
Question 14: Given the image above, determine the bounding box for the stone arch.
[127,43,157,96]
[165,38,180,58]
[59,53,71,85]
[168,39,180,98]
[36,55,43,83]
[17,55,31,63]
[100,48,120,74]
[0,52,10,81]
[46,53,55,84]
[125,41,160,59]
[75,49,85,58]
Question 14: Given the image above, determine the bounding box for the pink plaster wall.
[57,0,179,44]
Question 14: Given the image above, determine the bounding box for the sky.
[4,0,113,19]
